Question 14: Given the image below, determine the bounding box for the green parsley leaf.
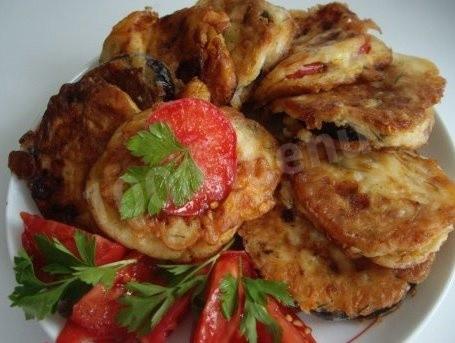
[11,278,76,320]
[118,291,167,335]
[168,153,204,206]
[240,302,258,343]
[242,298,281,343]
[116,242,233,335]
[121,166,150,184]
[35,235,81,267]
[243,278,294,307]
[120,122,204,219]
[73,260,136,288]
[74,230,96,266]
[127,122,183,166]
[120,183,146,219]
[10,231,136,320]
[156,263,195,276]
[220,274,238,320]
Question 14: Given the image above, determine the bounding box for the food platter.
[5,1,455,342]
[6,63,455,341]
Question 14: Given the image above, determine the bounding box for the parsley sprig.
[120,122,204,219]
[116,241,233,335]
[220,276,295,343]
[9,231,135,320]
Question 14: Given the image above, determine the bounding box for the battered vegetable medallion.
[240,205,434,318]
[86,99,281,261]
[253,3,392,104]
[271,54,445,149]
[291,146,455,269]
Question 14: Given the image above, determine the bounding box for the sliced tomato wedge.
[57,321,136,343]
[141,295,191,343]
[147,98,237,216]
[70,253,155,338]
[257,300,316,343]
[20,212,127,267]
[193,251,254,343]
[68,252,190,343]
[193,251,315,343]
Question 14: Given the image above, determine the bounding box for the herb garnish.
[220,275,295,343]
[116,241,233,335]
[9,231,135,320]
[120,122,204,219]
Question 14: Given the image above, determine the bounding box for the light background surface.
[0,0,454,342]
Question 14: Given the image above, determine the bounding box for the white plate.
[5,11,455,343]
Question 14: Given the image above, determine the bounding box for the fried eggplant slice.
[8,76,140,230]
[100,10,159,64]
[85,107,281,262]
[272,54,445,148]
[101,6,237,105]
[197,0,296,107]
[253,3,391,104]
[291,145,455,269]
[240,206,433,318]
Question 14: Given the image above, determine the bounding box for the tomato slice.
[257,299,316,343]
[68,252,190,342]
[57,321,136,343]
[141,295,191,343]
[192,251,254,343]
[20,212,127,267]
[147,99,237,216]
[193,251,315,343]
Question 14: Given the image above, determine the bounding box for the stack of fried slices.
[240,2,455,319]
[8,0,455,320]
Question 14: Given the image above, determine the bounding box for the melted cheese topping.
[292,147,455,268]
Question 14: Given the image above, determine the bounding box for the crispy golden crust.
[100,7,237,105]
[253,3,391,104]
[271,54,445,148]
[100,10,159,64]
[290,3,380,41]
[254,34,391,104]
[8,76,140,231]
[148,6,237,105]
[198,0,296,107]
[86,108,281,261]
[291,146,455,268]
[239,206,431,318]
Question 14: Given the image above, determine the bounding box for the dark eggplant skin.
[312,285,416,320]
[146,56,175,101]
[88,54,176,109]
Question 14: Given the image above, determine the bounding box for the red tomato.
[193,251,315,343]
[286,63,326,79]
[70,254,156,337]
[257,300,316,343]
[20,212,127,267]
[192,251,255,343]
[141,295,191,343]
[68,252,190,342]
[147,99,237,216]
[57,321,135,343]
